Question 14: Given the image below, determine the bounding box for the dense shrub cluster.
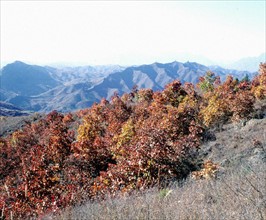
[0,63,265,219]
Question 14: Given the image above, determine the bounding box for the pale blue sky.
[1,1,265,66]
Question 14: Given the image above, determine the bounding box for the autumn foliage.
[0,63,265,219]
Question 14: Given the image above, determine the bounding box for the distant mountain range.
[225,53,265,72]
[0,60,259,113]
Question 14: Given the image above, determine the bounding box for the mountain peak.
[12,60,27,65]
[1,61,60,97]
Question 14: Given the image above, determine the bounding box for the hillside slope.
[0,101,30,117]
[49,117,266,220]
[0,61,61,96]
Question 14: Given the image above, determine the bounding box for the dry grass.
[0,113,44,137]
[47,160,265,220]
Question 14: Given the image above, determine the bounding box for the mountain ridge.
[0,60,258,113]
[225,53,265,72]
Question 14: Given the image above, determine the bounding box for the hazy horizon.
[1,1,265,67]
[1,52,265,69]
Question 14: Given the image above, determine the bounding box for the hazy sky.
[1,1,265,66]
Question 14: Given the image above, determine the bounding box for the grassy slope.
[48,117,266,220]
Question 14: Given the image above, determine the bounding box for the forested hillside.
[0,63,265,219]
